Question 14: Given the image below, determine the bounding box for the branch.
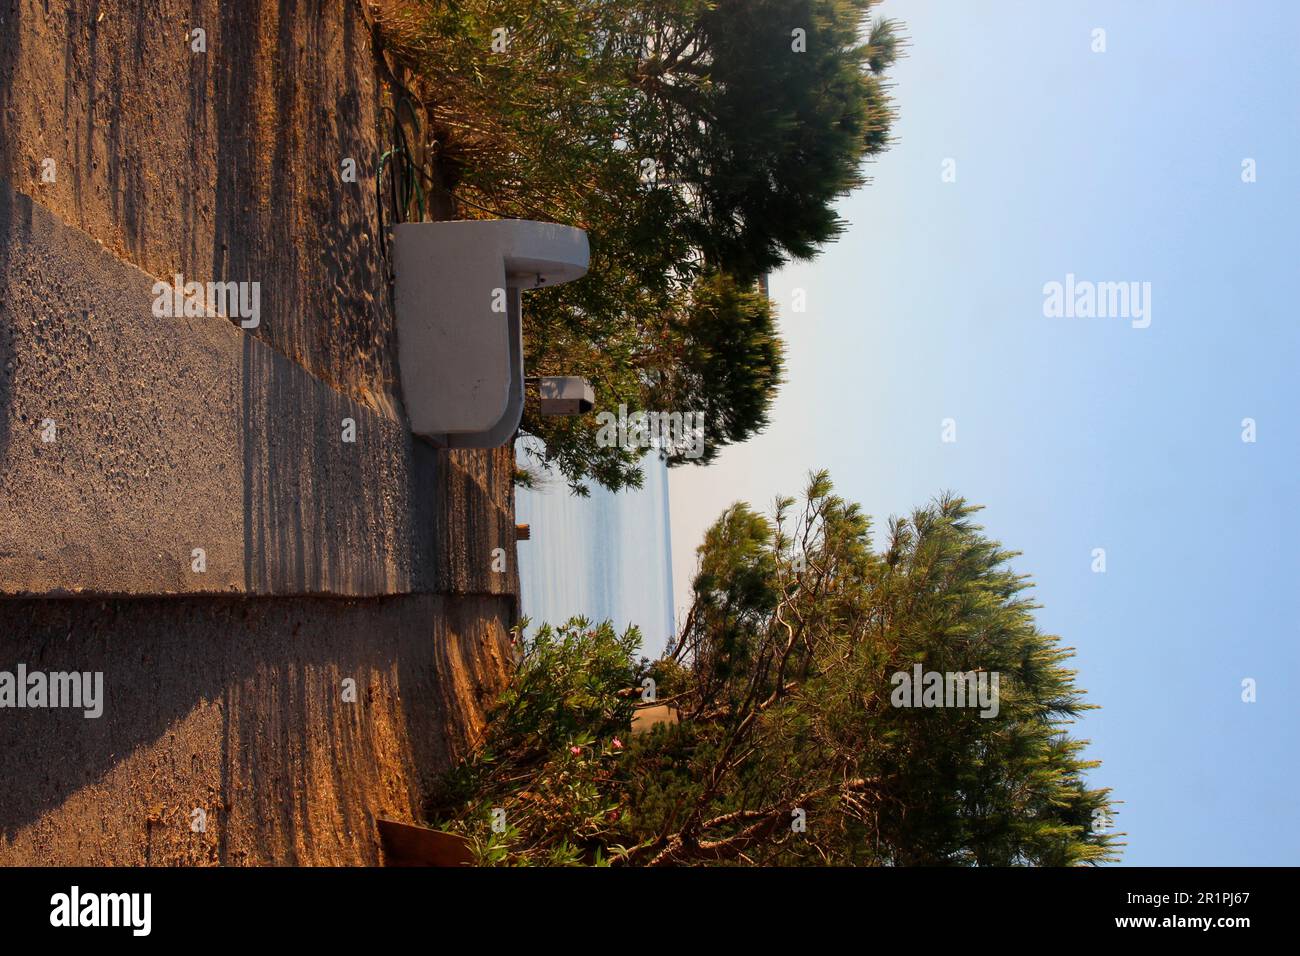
[647,778,877,866]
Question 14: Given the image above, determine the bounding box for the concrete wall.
[0,180,438,597]
[0,594,511,866]
[0,0,519,864]
[0,0,398,412]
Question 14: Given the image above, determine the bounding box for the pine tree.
[430,473,1122,866]
[382,0,902,491]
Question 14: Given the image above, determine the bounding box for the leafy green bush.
[430,618,642,864]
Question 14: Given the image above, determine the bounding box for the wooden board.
[376,818,475,867]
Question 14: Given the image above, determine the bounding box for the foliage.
[430,618,643,864]
[428,476,1122,865]
[379,1,900,491]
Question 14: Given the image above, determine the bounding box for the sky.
[668,0,1300,866]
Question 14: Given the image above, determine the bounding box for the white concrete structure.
[394,220,589,448]
[538,376,596,416]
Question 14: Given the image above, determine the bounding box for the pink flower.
[570,746,582,756]
[612,738,624,750]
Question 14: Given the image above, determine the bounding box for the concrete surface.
[0,593,512,865]
[0,0,398,413]
[0,0,524,864]
[0,178,436,596]
[393,220,589,444]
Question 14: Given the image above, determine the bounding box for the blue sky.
[669,0,1300,865]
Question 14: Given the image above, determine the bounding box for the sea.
[513,438,677,658]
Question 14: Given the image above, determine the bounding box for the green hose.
[377,95,426,267]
